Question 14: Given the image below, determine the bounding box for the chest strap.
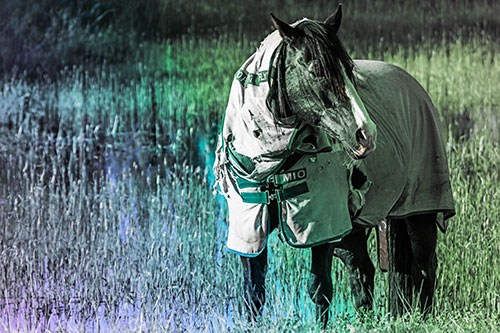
[236,168,310,204]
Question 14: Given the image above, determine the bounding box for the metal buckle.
[265,190,277,204]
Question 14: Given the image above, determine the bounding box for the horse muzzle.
[353,127,376,159]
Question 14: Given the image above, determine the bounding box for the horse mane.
[267,19,355,124]
[297,20,355,99]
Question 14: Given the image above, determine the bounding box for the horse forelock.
[294,20,355,102]
[268,19,356,126]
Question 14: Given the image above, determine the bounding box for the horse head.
[270,4,376,159]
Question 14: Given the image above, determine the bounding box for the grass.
[1,2,500,332]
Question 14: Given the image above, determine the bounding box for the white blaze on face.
[342,68,377,151]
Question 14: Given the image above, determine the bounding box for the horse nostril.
[356,127,368,144]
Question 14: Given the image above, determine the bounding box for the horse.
[213,4,455,327]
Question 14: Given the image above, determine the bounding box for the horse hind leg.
[387,214,437,317]
[332,226,375,314]
[406,213,438,316]
[309,242,334,328]
[387,218,413,316]
[240,247,268,322]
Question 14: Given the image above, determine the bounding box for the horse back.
[352,60,455,229]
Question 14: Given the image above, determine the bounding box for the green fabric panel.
[241,191,269,204]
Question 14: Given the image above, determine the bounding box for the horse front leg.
[240,247,268,322]
[309,242,334,328]
[333,226,375,314]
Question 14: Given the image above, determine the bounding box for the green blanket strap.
[237,177,269,204]
[276,183,309,201]
[240,191,270,204]
[239,179,309,204]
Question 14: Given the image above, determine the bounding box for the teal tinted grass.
[0,31,499,332]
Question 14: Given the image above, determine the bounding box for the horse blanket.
[214,31,455,256]
[214,31,359,256]
[352,60,455,230]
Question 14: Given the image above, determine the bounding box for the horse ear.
[324,3,342,33]
[270,13,299,43]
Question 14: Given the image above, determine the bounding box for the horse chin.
[352,144,375,160]
[353,148,367,160]
[353,152,367,160]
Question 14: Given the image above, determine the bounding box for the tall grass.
[66,0,500,38]
[3,0,500,79]
[1,2,500,331]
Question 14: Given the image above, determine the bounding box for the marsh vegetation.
[0,0,499,331]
